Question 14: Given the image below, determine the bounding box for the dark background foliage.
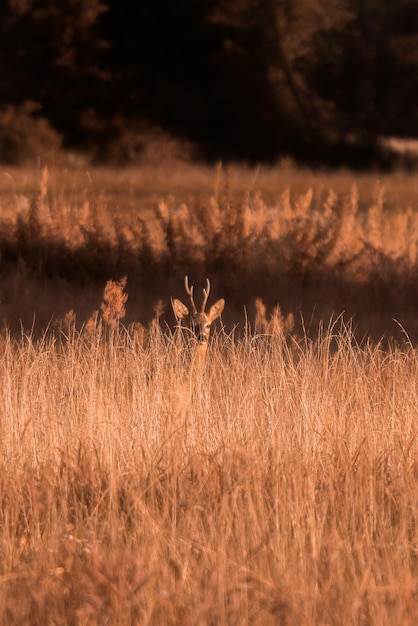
[1,0,418,165]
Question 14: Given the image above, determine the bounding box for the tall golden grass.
[0,163,417,623]
[0,302,417,624]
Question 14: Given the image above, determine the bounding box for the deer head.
[172,276,225,347]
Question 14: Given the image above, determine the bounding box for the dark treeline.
[1,0,418,166]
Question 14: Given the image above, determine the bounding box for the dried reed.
[0,317,416,624]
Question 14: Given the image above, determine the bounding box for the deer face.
[172,300,225,344]
[172,277,225,346]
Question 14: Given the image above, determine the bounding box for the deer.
[172,276,225,364]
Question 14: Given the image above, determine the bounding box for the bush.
[0,100,62,164]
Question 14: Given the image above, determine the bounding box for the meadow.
[1,161,418,338]
[0,161,418,624]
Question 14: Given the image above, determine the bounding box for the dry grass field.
[1,161,418,338]
[0,162,418,624]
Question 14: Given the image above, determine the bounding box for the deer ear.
[172,298,189,320]
[207,298,225,322]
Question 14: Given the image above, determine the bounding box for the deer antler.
[184,275,198,315]
[201,278,211,312]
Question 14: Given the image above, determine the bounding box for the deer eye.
[206,323,211,329]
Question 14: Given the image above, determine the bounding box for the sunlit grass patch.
[0,311,417,623]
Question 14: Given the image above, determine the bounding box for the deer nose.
[197,334,207,344]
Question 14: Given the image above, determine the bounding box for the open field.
[0,317,417,624]
[0,162,418,623]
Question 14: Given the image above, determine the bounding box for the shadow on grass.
[0,232,416,345]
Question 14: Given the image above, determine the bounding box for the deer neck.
[193,341,208,367]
